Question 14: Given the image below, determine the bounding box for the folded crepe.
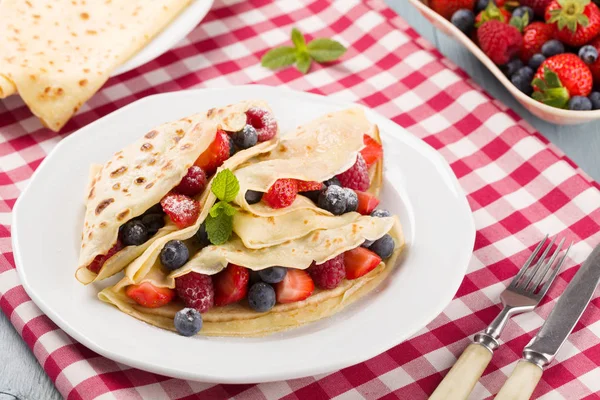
[0,0,191,131]
[99,109,401,337]
[76,100,279,284]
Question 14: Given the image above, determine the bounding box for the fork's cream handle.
[429,343,492,400]
[495,360,542,400]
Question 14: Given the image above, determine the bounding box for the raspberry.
[160,193,200,229]
[477,20,522,66]
[308,254,346,289]
[296,180,324,192]
[87,239,123,273]
[175,272,214,313]
[336,154,370,191]
[246,107,277,142]
[263,178,298,209]
[174,166,207,197]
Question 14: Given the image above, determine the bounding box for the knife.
[496,244,600,400]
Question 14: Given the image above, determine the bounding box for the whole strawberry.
[532,53,593,108]
[520,0,553,16]
[477,20,523,65]
[545,0,600,47]
[586,36,600,82]
[430,0,476,20]
[520,22,556,63]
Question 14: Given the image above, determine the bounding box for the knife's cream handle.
[495,360,543,400]
[429,343,492,400]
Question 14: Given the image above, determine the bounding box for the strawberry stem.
[548,0,590,32]
[531,66,570,109]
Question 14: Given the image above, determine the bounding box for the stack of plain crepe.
[81,101,404,336]
[0,0,192,131]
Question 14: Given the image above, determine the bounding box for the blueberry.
[232,124,258,150]
[174,308,203,336]
[512,6,533,22]
[579,45,598,64]
[344,189,358,213]
[371,209,391,218]
[451,9,475,34]
[324,176,341,187]
[517,66,534,81]
[362,239,374,248]
[476,0,492,13]
[318,185,347,215]
[160,240,190,271]
[249,270,262,285]
[370,234,395,259]
[528,54,545,71]
[145,203,164,215]
[120,220,149,246]
[245,190,263,204]
[503,59,524,78]
[141,213,165,236]
[568,96,592,111]
[258,266,287,283]
[195,222,210,247]
[511,69,533,95]
[589,92,600,109]
[541,40,565,58]
[302,189,321,203]
[248,282,276,312]
[228,135,236,157]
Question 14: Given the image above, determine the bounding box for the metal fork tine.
[537,241,572,298]
[530,237,565,292]
[522,236,556,289]
[509,235,548,289]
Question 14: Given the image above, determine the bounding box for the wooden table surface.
[1,1,599,398]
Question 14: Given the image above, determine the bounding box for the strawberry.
[274,269,314,303]
[344,247,382,280]
[194,129,230,175]
[213,264,250,307]
[520,22,556,63]
[296,180,324,192]
[175,272,214,312]
[246,107,278,142]
[430,0,475,20]
[477,20,523,65]
[520,0,553,16]
[160,193,200,229]
[587,36,600,82]
[263,178,298,208]
[360,134,383,167]
[336,154,370,191]
[355,191,380,215]
[87,239,123,273]
[125,282,175,308]
[174,166,207,197]
[545,0,600,47]
[475,1,511,26]
[533,53,593,108]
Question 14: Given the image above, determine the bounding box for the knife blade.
[522,244,600,367]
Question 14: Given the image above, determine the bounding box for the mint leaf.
[291,28,306,51]
[221,202,237,216]
[211,169,240,202]
[307,38,347,63]
[261,46,297,70]
[205,212,233,245]
[209,201,224,218]
[296,51,311,74]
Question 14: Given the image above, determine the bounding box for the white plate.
[112,0,214,76]
[13,85,475,383]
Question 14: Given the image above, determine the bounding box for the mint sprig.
[205,169,240,245]
[261,27,347,74]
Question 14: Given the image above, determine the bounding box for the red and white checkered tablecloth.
[2,0,600,398]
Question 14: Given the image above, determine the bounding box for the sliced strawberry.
[355,191,380,215]
[125,282,175,308]
[274,269,314,304]
[360,134,383,167]
[213,264,250,307]
[87,239,123,273]
[160,193,200,229]
[296,180,324,192]
[263,178,298,209]
[194,129,231,175]
[344,247,382,280]
[174,166,207,197]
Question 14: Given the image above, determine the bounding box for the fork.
[430,235,570,400]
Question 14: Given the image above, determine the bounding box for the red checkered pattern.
[1,0,600,398]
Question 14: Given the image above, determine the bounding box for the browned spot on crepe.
[145,130,158,139]
[135,177,146,185]
[88,186,95,199]
[312,232,320,242]
[140,143,153,152]
[112,183,120,190]
[207,108,215,118]
[145,182,154,189]
[99,222,107,228]
[95,198,114,215]
[117,209,130,221]
[80,12,89,19]
[110,166,127,177]
[180,143,192,150]
[79,79,88,87]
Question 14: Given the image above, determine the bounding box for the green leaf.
[210,169,240,202]
[291,28,306,51]
[296,51,311,74]
[544,67,562,88]
[261,46,297,70]
[509,13,528,32]
[532,77,547,91]
[205,212,233,245]
[221,202,237,216]
[209,201,224,218]
[306,38,347,63]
